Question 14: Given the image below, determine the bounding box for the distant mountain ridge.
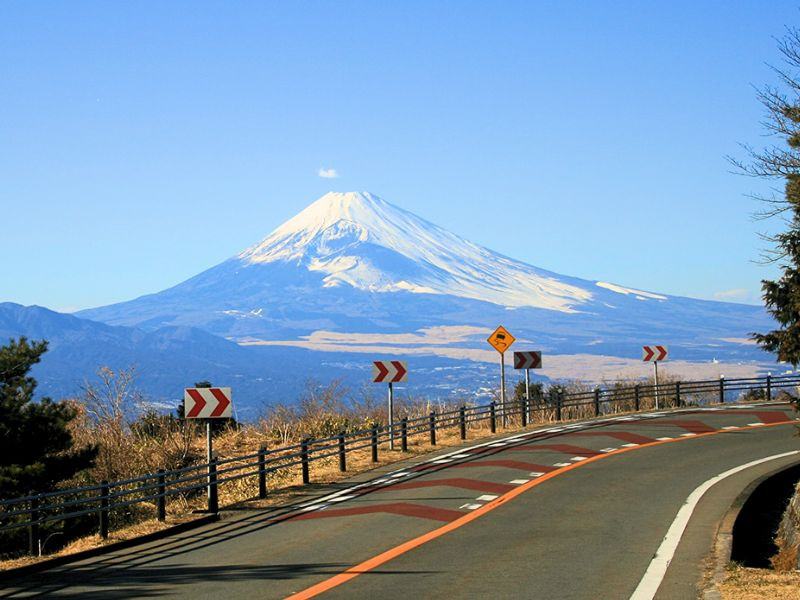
[1,192,778,418]
[0,303,486,418]
[77,191,773,367]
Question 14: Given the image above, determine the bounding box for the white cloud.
[318,168,339,178]
[712,288,751,302]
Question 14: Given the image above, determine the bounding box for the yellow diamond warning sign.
[487,325,515,353]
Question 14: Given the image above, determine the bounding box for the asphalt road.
[3,403,799,599]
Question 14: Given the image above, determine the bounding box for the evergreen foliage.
[0,337,97,498]
[736,28,800,366]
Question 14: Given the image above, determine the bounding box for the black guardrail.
[2,372,798,556]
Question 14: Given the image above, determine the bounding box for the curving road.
[2,402,799,599]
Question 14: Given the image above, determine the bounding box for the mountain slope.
[78,191,774,364]
[0,303,489,416]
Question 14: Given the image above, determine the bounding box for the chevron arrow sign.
[642,345,668,362]
[184,387,233,419]
[372,360,408,383]
[513,351,542,369]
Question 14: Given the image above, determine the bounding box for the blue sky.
[1,1,796,311]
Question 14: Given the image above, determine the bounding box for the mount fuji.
[78,191,774,383]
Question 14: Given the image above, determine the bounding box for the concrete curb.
[0,513,220,582]
[702,460,800,599]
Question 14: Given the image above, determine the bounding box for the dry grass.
[718,564,800,599]
[0,405,562,571]
[4,370,789,572]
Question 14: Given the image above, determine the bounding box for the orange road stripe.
[284,420,796,600]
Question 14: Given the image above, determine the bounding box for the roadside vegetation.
[1,336,798,582]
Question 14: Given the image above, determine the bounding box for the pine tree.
[735,28,800,366]
[0,338,97,498]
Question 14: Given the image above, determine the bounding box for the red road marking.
[285,420,796,600]
[637,419,715,434]
[412,459,556,473]
[379,478,515,495]
[451,460,557,472]
[512,444,602,456]
[566,431,656,445]
[289,502,464,523]
[702,410,791,424]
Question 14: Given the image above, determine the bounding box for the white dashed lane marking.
[476,494,499,502]
[680,433,697,437]
[553,462,572,467]
[460,503,482,510]
[510,479,529,484]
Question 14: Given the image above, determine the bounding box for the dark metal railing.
[2,372,797,556]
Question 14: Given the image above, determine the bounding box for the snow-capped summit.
[238,191,593,312]
[78,190,770,369]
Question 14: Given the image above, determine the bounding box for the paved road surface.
[3,402,799,599]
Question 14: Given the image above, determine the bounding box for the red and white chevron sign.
[184,387,233,419]
[372,360,408,383]
[513,351,542,369]
[642,345,668,362]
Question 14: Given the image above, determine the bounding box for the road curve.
[2,402,798,599]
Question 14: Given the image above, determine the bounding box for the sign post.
[513,351,543,412]
[642,345,668,409]
[372,360,408,450]
[487,326,516,427]
[184,385,232,512]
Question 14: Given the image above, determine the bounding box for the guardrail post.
[338,433,347,472]
[371,424,379,463]
[594,388,601,417]
[208,458,218,513]
[99,480,109,539]
[401,417,408,452]
[28,492,39,557]
[675,381,682,408]
[157,470,167,521]
[490,401,496,433]
[719,376,725,404]
[634,384,640,412]
[429,411,437,446]
[521,397,528,427]
[556,392,562,421]
[459,406,467,439]
[766,374,772,402]
[258,444,268,498]
[301,438,311,484]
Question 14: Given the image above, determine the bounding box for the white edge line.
[295,406,791,511]
[628,450,800,600]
